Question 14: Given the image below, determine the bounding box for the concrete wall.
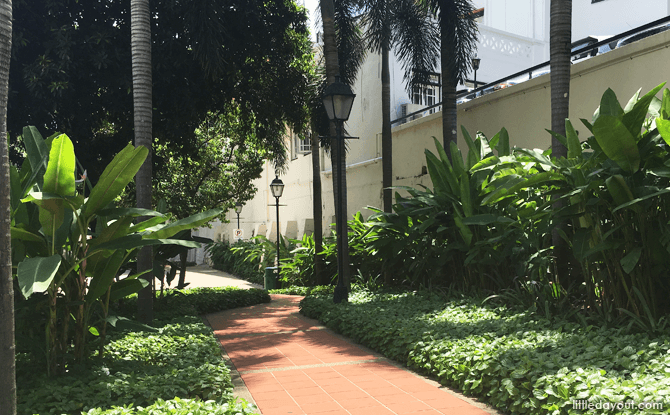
[194,28,670,263]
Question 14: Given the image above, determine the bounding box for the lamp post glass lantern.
[472,56,481,90]
[270,176,284,273]
[323,75,355,304]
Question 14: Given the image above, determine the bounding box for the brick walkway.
[206,294,498,415]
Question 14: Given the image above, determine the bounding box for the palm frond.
[429,0,479,85]
[392,0,441,94]
[334,0,366,86]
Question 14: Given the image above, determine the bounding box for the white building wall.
[572,0,669,41]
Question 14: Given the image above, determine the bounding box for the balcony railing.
[391,14,670,126]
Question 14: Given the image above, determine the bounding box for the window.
[411,73,441,114]
[294,132,311,155]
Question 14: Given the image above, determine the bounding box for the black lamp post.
[323,75,355,304]
[270,176,284,269]
[234,202,242,230]
[472,56,481,91]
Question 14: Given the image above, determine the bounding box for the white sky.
[300,0,320,41]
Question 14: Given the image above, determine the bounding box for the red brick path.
[206,295,495,415]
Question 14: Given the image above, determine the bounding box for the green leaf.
[97,207,163,219]
[91,236,201,253]
[462,126,480,168]
[661,88,670,119]
[22,126,48,186]
[593,115,640,173]
[43,134,76,197]
[89,327,100,336]
[109,278,149,302]
[425,150,451,195]
[454,216,472,246]
[565,119,581,159]
[622,83,665,137]
[621,247,642,274]
[605,175,635,209]
[10,227,44,243]
[496,127,510,157]
[545,129,568,149]
[460,174,472,217]
[84,144,148,217]
[598,88,624,118]
[611,187,670,213]
[86,250,126,302]
[656,118,670,146]
[36,134,76,235]
[17,255,61,298]
[145,208,223,240]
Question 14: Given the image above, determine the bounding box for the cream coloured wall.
[195,29,670,262]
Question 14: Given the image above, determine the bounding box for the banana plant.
[482,83,670,321]
[10,127,223,375]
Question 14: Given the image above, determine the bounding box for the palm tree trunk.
[0,0,15,412]
[550,0,572,285]
[441,27,458,159]
[381,43,392,213]
[131,0,154,323]
[311,132,324,285]
[550,0,571,155]
[321,0,351,293]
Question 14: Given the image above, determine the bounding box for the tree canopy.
[152,105,270,220]
[9,0,313,180]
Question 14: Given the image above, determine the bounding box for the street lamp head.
[471,56,481,71]
[322,75,356,122]
[270,175,284,198]
[234,202,243,214]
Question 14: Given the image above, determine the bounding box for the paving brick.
[205,292,498,415]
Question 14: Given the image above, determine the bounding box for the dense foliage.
[300,291,670,415]
[10,0,314,180]
[207,240,266,286]
[17,287,267,415]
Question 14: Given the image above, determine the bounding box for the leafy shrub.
[113,286,271,321]
[17,287,268,414]
[300,291,670,415]
[208,240,265,285]
[85,397,257,415]
[17,317,259,415]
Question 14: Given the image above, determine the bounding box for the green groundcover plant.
[17,287,265,415]
[300,290,670,415]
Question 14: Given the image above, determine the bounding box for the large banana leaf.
[17,254,61,299]
[565,119,582,159]
[36,135,76,235]
[593,115,640,173]
[621,83,665,138]
[91,236,201,253]
[425,150,450,195]
[109,278,150,302]
[86,250,126,302]
[145,208,223,240]
[84,144,148,217]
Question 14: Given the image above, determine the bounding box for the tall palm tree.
[550,0,571,283]
[425,0,478,158]
[131,0,154,323]
[360,0,439,213]
[0,1,15,412]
